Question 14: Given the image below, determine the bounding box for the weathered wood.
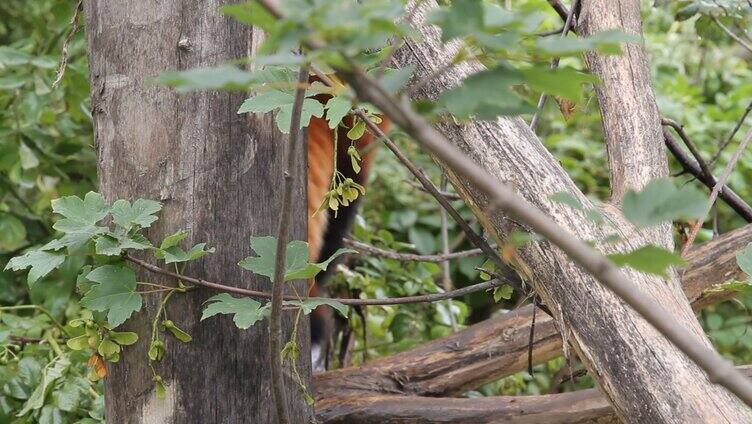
[314,224,752,399]
[386,1,752,421]
[84,2,311,422]
[315,367,752,423]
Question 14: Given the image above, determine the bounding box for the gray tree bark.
[390,0,752,422]
[84,1,311,422]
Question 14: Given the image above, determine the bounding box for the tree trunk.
[389,1,752,422]
[84,1,311,422]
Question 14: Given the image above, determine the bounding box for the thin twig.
[123,253,506,306]
[52,0,83,89]
[662,129,752,222]
[269,64,309,424]
[439,173,457,330]
[405,179,462,200]
[536,26,568,37]
[709,100,752,166]
[661,118,713,180]
[681,127,752,255]
[343,238,487,262]
[546,0,576,29]
[404,61,458,97]
[530,0,580,131]
[712,15,752,54]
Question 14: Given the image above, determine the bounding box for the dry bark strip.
[370,0,752,421]
[314,224,752,399]
[315,366,752,424]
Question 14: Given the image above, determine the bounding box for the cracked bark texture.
[84,1,311,422]
[390,0,752,422]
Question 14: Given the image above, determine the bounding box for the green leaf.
[95,233,152,256]
[0,75,27,89]
[41,232,96,251]
[376,67,414,93]
[237,90,292,114]
[0,214,27,251]
[5,250,66,285]
[285,298,349,318]
[238,236,354,281]
[97,338,120,359]
[148,341,165,362]
[736,243,752,279]
[160,230,189,250]
[159,243,215,264]
[237,91,325,133]
[18,142,39,169]
[38,405,64,424]
[201,294,270,329]
[109,331,138,346]
[621,178,707,228]
[158,66,259,92]
[51,192,109,235]
[95,236,121,256]
[549,191,583,210]
[275,98,325,134]
[0,46,31,66]
[66,335,89,351]
[324,96,352,129]
[608,245,686,277]
[536,30,638,56]
[162,320,192,342]
[493,285,514,302]
[438,67,531,120]
[346,119,366,140]
[52,380,82,412]
[80,266,142,328]
[220,2,277,31]
[111,198,162,230]
[430,0,484,41]
[17,356,70,417]
[522,66,598,102]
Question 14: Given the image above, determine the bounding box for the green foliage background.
[0,0,751,421]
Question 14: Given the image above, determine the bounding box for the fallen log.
[315,224,752,399]
[315,366,752,423]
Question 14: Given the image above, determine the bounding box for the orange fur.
[305,83,389,369]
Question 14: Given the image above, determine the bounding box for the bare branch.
[662,128,752,222]
[710,100,752,166]
[343,238,487,262]
[316,366,752,424]
[712,15,752,54]
[662,118,713,180]
[52,0,83,89]
[682,127,752,254]
[404,179,462,200]
[123,254,507,306]
[269,64,310,424]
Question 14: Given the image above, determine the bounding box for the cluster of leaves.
[0,1,102,422]
[1,186,351,412]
